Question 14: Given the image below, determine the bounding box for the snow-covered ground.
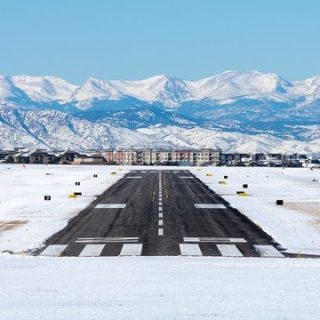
[191,167,320,255]
[0,256,319,320]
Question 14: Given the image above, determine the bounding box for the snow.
[137,126,320,154]
[187,70,293,101]
[191,167,320,255]
[71,77,121,104]
[12,75,78,103]
[0,256,319,320]
[1,70,320,106]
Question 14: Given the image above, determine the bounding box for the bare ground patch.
[284,202,320,229]
[0,220,28,232]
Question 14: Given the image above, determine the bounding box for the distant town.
[1,148,320,167]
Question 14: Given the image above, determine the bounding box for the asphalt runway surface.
[39,170,286,258]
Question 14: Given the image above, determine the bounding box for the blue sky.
[0,0,319,83]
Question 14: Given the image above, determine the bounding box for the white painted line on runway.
[194,204,227,209]
[159,219,163,226]
[95,204,126,209]
[179,176,194,179]
[120,244,143,256]
[159,212,163,218]
[126,176,142,179]
[158,228,163,236]
[159,207,163,211]
[183,237,247,243]
[79,244,105,257]
[159,201,162,206]
[76,237,139,243]
[40,244,68,256]
[179,244,202,256]
[217,244,243,257]
[254,245,284,258]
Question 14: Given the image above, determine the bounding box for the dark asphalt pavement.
[38,170,285,257]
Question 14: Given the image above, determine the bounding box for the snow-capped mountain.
[0,71,319,153]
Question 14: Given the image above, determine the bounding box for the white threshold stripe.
[40,245,67,256]
[183,237,247,243]
[254,245,285,258]
[217,244,243,257]
[95,204,126,209]
[158,228,163,236]
[120,244,143,256]
[79,244,105,257]
[180,244,202,256]
[194,204,227,209]
[126,176,142,179]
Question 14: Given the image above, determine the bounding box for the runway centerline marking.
[158,171,164,237]
[79,244,105,257]
[180,244,202,256]
[40,245,67,256]
[194,204,227,209]
[95,204,126,209]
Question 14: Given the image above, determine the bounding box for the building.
[59,151,80,164]
[0,148,223,166]
[73,154,106,165]
[30,150,58,164]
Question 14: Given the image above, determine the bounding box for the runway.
[39,170,285,257]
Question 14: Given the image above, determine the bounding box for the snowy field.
[0,256,320,320]
[1,164,320,319]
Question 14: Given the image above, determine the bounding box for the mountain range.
[0,70,319,153]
